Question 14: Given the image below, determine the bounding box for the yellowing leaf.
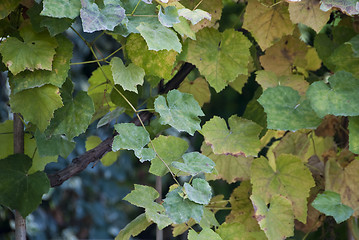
[202,115,262,157]
[326,159,359,216]
[178,77,211,107]
[250,194,294,240]
[216,222,266,240]
[243,0,294,50]
[251,154,315,223]
[288,0,331,32]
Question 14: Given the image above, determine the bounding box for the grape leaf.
[136,22,181,52]
[0,154,50,217]
[0,21,58,75]
[312,191,353,223]
[201,115,262,157]
[258,86,321,131]
[177,8,211,25]
[80,0,125,33]
[126,33,177,80]
[110,57,145,93]
[86,136,118,166]
[10,35,73,94]
[178,77,211,107]
[348,34,359,57]
[216,222,266,240]
[154,89,204,135]
[188,228,222,240]
[243,0,294,50]
[255,70,309,96]
[184,178,212,205]
[41,0,81,19]
[187,28,251,92]
[158,6,180,27]
[45,91,95,139]
[251,154,315,223]
[250,194,294,240]
[328,44,359,78]
[307,71,359,117]
[320,0,359,15]
[134,148,156,163]
[115,213,152,240]
[173,17,196,40]
[112,123,150,152]
[172,152,215,175]
[163,187,204,223]
[201,143,253,183]
[10,85,63,131]
[326,159,359,216]
[123,184,162,211]
[145,208,172,230]
[0,0,21,20]
[349,117,359,154]
[35,130,75,158]
[97,107,125,128]
[288,0,331,32]
[149,135,188,176]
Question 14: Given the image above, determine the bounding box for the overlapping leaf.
[349,117,359,154]
[0,0,21,19]
[0,21,58,75]
[184,178,212,205]
[0,154,50,217]
[328,44,359,78]
[172,152,215,175]
[41,0,81,19]
[188,228,222,240]
[251,154,315,223]
[243,0,294,50]
[112,123,150,152]
[123,184,162,211]
[115,213,152,240]
[320,0,359,15]
[154,89,204,135]
[178,77,211,107]
[187,28,251,92]
[307,71,359,117]
[202,115,262,156]
[177,8,211,25]
[258,86,321,131]
[216,222,266,240]
[86,136,118,166]
[35,130,75,158]
[158,6,180,27]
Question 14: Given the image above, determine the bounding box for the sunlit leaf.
[258,86,321,131]
[312,191,353,223]
[188,228,222,240]
[172,152,215,175]
[187,28,251,92]
[41,0,81,19]
[173,16,196,40]
[216,222,266,240]
[110,57,145,93]
[123,184,162,211]
[251,154,315,223]
[178,77,211,107]
[154,89,204,135]
[112,123,150,152]
[163,187,204,223]
[243,0,294,50]
[177,8,211,25]
[184,178,212,205]
[202,115,262,156]
[0,154,50,217]
[250,194,294,240]
[158,6,180,27]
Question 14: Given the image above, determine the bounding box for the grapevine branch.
[48,63,195,187]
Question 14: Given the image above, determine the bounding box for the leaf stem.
[193,0,204,10]
[131,0,142,15]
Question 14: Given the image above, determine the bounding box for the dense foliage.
[0,0,359,239]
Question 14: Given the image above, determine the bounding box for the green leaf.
[126,33,178,80]
[136,22,182,52]
[201,115,262,156]
[97,107,125,128]
[178,77,211,107]
[154,89,204,135]
[184,178,212,205]
[202,143,253,183]
[86,136,118,166]
[251,154,315,223]
[10,85,63,131]
[134,148,156,163]
[45,91,95,139]
[173,16,196,40]
[250,194,294,240]
[41,0,81,19]
[349,116,359,154]
[348,34,359,57]
[187,28,251,92]
[243,0,294,50]
[172,152,215,175]
[145,208,172,230]
[115,213,152,240]
[188,228,222,240]
[112,123,150,152]
[110,57,145,93]
[163,187,204,223]
[328,44,359,78]
[258,86,321,131]
[35,130,75,158]
[178,8,211,25]
[320,0,359,16]
[10,35,73,94]
[123,184,162,211]
[0,21,58,75]
[307,71,359,117]
[149,135,188,176]
[0,0,21,20]
[312,191,353,223]
[80,0,125,33]
[216,222,266,240]
[0,154,50,217]
[158,6,180,27]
